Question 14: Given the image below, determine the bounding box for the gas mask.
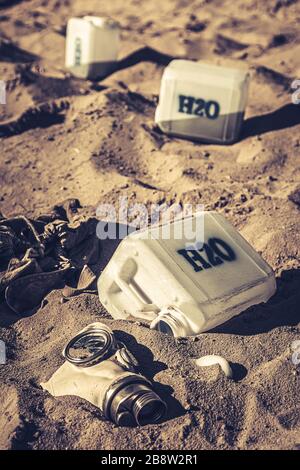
[41,322,167,426]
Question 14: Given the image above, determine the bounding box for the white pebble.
[194,355,233,379]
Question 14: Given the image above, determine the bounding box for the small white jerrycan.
[65,16,119,79]
[155,60,250,144]
[98,212,276,337]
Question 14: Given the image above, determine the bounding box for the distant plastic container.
[155,60,250,144]
[65,16,119,79]
[98,212,276,337]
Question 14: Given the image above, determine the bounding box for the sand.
[0,0,300,451]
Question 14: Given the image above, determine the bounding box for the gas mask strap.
[114,341,139,370]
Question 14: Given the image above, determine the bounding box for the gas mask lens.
[63,326,115,366]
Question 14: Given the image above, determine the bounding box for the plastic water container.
[65,16,119,79]
[155,60,250,144]
[98,212,276,337]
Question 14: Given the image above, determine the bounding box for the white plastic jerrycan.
[155,60,250,144]
[65,16,119,80]
[98,212,276,338]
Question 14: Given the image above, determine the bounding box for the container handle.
[115,275,159,318]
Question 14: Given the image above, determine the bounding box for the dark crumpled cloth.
[0,199,100,314]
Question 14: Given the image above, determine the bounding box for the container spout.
[150,307,188,338]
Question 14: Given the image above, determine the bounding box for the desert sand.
[0,0,300,451]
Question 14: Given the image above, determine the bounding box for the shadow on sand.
[241,103,300,140]
[211,268,300,336]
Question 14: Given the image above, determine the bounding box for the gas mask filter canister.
[41,322,167,427]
